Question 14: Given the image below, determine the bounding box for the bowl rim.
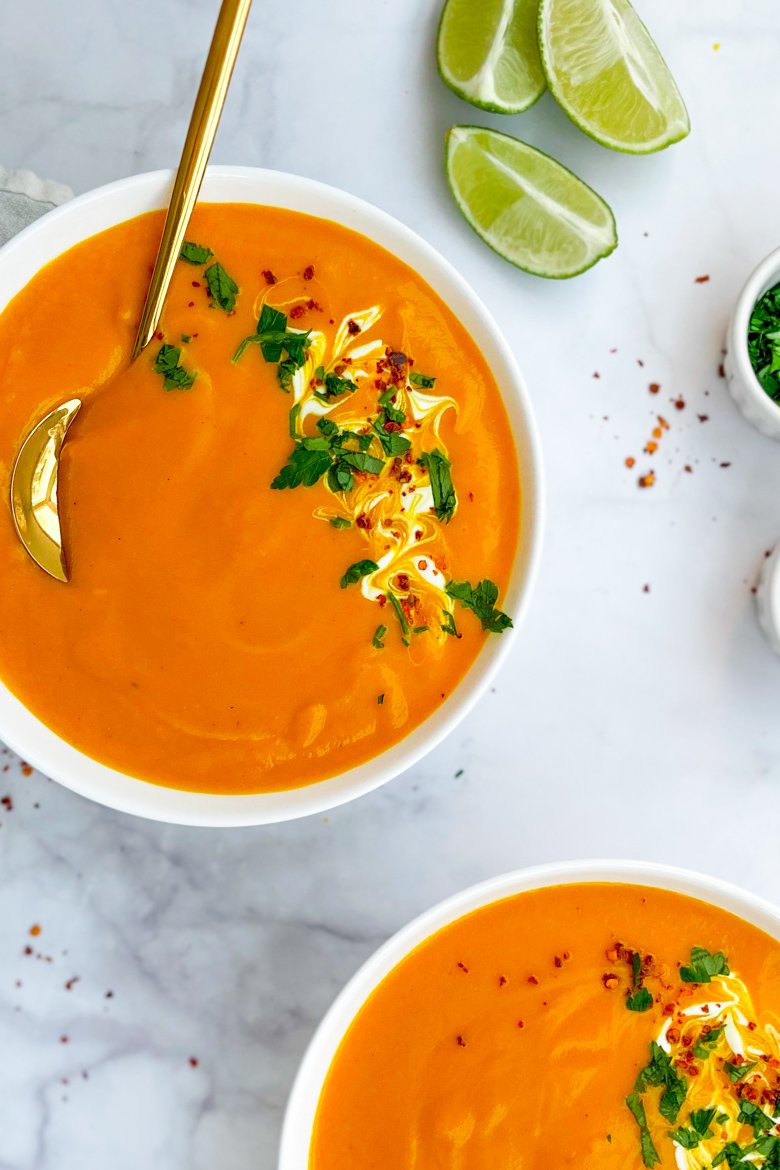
[0,164,544,827]
[278,858,780,1169]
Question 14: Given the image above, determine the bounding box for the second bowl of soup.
[281,861,780,1169]
[0,167,542,825]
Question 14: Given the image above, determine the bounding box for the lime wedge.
[445,125,617,279]
[538,0,690,154]
[437,0,546,114]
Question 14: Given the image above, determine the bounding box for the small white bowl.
[725,245,780,439]
[0,166,543,827]
[278,860,780,1169]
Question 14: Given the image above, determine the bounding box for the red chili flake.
[498,975,507,987]
[383,420,403,433]
[638,471,656,489]
[720,462,732,468]
[674,397,685,410]
[1,795,12,811]
[643,584,650,593]
[456,1035,466,1047]
[64,976,80,991]
[625,456,636,469]
[718,363,726,378]
[553,955,564,969]
[377,594,387,608]
[649,382,660,394]
[658,416,670,431]
[105,990,114,999]
[695,275,711,283]
[602,973,620,990]
[696,414,709,424]
[414,529,423,541]
[191,280,201,288]
[155,330,164,341]
[188,301,195,308]
[29,924,41,937]
[303,265,315,281]
[23,945,32,956]
[289,304,305,320]
[355,513,372,531]
[189,1057,199,1067]
[397,573,410,591]
[21,764,32,777]
[468,491,475,502]
[457,961,469,973]
[593,371,601,379]
[610,347,618,354]
[60,1035,69,1044]
[682,1035,693,1048]
[527,975,539,985]
[347,318,361,336]
[418,559,428,570]
[749,1021,757,1031]
[637,359,645,367]
[517,1020,526,1029]
[645,441,658,455]
[563,950,571,961]
[684,465,693,473]
[262,269,276,285]
[667,1027,681,1043]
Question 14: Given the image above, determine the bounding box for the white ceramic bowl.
[725,245,780,439]
[0,166,543,827]
[279,859,780,1169]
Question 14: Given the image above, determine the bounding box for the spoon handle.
[132,0,252,359]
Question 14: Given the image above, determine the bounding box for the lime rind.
[445,125,618,279]
[538,0,690,155]
[437,0,546,115]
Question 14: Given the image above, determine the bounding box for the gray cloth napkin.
[0,166,72,247]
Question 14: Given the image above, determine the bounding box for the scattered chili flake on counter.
[649,382,660,394]
[21,763,32,776]
[673,397,685,410]
[695,274,711,283]
[29,924,41,937]
[189,1057,199,1067]
[638,471,656,489]
[625,457,635,469]
[1,795,12,811]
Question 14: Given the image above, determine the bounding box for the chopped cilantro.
[692,1024,724,1059]
[204,261,238,312]
[153,343,196,391]
[632,951,642,987]
[289,403,301,437]
[724,1059,756,1082]
[233,304,311,389]
[180,333,192,343]
[271,437,333,490]
[737,1100,775,1135]
[712,1142,759,1167]
[388,592,409,636]
[377,693,385,705]
[441,610,459,637]
[179,241,213,265]
[446,578,512,634]
[372,625,387,649]
[690,1107,717,1136]
[372,418,411,456]
[671,1107,717,1148]
[748,282,780,403]
[315,372,357,402]
[329,516,352,529]
[340,560,379,589]
[410,370,436,389]
[680,947,730,984]
[419,449,457,522]
[626,1093,661,1168]
[413,625,429,634]
[633,1042,687,1123]
[626,987,653,1012]
[273,420,383,493]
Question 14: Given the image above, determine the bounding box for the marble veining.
[1,0,780,1166]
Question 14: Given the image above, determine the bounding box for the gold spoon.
[10,0,252,582]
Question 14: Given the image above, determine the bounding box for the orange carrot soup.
[310,883,780,1169]
[0,205,520,793]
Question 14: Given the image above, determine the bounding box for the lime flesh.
[446,125,617,279]
[539,0,690,154]
[437,0,546,114]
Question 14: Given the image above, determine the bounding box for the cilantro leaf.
[737,1100,774,1135]
[388,592,409,636]
[713,1142,757,1167]
[153,343,196,391]
[233,303,311,390]
[372,418,411,457]
[204,261,238,312]
[271,437,332,490]
[680,946,730,984]
[419,448,457,522]
[626,987,653,1012]
[410,370,436,389]
[179,241,213,265]
[634,1042,687,1123]
[329,516,352,529]
[724,1059,756,1083]
[626,1093,661,1168]
[446,578,512,634]
[690,1107,717,1136]
[441,610,459,637]
[315,372,357,402]
[340,560,379,589]
[372,625,386,649]
[693,1024,724,1059]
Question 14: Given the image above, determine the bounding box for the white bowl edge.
[278,859,780,1170]
[725,244,780,440]
[0,165,544,827]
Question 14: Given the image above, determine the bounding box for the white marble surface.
[0,0,779,1165]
